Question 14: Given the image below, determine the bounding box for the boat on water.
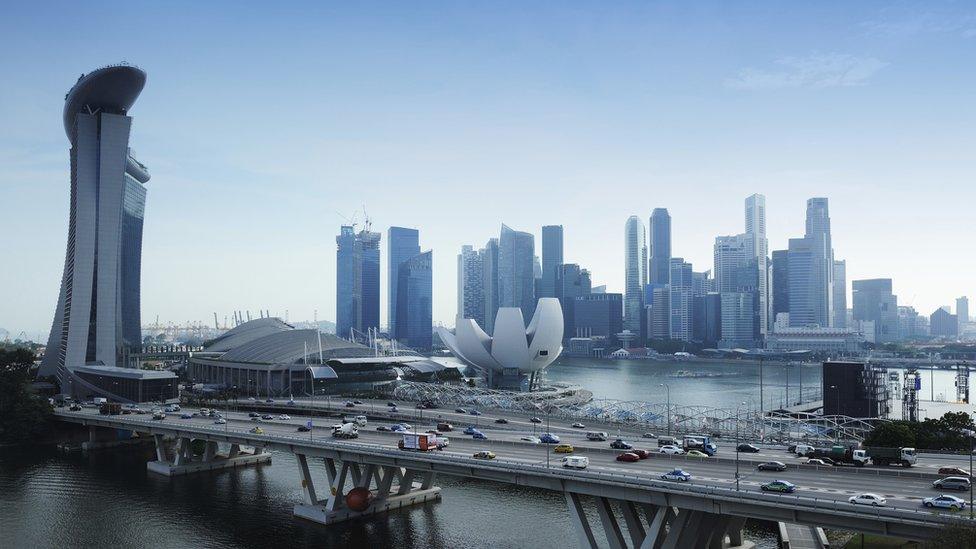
[668,370,742,379]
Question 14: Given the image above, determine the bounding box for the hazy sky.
[2,1,975,339]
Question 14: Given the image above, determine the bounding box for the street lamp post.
[659,384,671,436]
[735,401,746,491]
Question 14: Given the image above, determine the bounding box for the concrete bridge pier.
[564,493,754,549]
[293,454,441,526]
[146,435,271,477]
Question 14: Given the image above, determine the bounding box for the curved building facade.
[39,65,164,401]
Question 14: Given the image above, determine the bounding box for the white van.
[354,415,368,426]
[794,444,815,457]
[562,456,589,469]
[586,431,609,441]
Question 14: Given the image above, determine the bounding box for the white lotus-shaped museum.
[437,298,563,375]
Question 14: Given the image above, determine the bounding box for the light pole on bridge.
[659,383,671,436]
[734,401,746,491]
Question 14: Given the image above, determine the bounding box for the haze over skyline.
[2,1,975,337]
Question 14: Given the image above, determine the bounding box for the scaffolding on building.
[903,368,920,422]
[956,364,970,404]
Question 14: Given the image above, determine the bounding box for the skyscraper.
[744,194,768,335]
[575,293,623,341]
[931,307,958,338]
[787,198,834,328]
[388,226,419,339]
[396,250,433,350]
[714,235,750,294]
[771,249,790,325]
[40,66,152,390]
[833,260,847,329]
[644,283,671,341]
[336,226,381,338]
[556,263,591,340]
[498,224,536,322]
[649,208,671,285]
[624,216,647,336]
[669,258,693,342]
[457,245,484,324]
[719,292,756,348]
[482,238,500,333]
[852,279,898,343]
[956,296,969,335]
[541,225,564,299]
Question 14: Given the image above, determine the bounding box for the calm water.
[1,357,963,548]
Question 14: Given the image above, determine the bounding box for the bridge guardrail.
[55,410,969,529]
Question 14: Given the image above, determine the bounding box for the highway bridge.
[55,407,968,548]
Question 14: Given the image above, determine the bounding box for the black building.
[822,361,890,418]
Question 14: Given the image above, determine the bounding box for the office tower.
[789,198,834,327]
[931,307,959,338]
[541,225,564,299]
[624,216,647,336]
[744,194,769,334]
[336,225,381,338]
[714,234,761,343]
[649,208,672,285]
[644,283,671,340]
[897,306,921,340]
[575,293,623,341]
[714,235,750,293]
[832,260,847,329]
[396,251,432,350]
[957,296,969,334]
[669,258,693,342]
[852,279,898,343]
[719,292,756,348]
[482,238,500,333]
[39,65,152,390]
[693,292,722,345]
[692,271,713,297]
[388,227,420,338]
[771,249,790,324]
[457,245,484,325]
[498,224,536,321]
[556,263,591,340]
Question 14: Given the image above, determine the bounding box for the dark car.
[530,417,542,424]
[610,439,633,450]
[737,443,760,453]
[469,410,482,416]
[455,408,467,414]
[387,401,397,407]
[248,412,260,418]
[353,400,363,405]
[757,461,787,472]
[261,414,274,420]
[376,426,391,432]
[616,452,640,463]
[939,467,972,477]
[345,401,355,407]
[495,418,509,424]
[297,425,311,432]
[633,449,651,459]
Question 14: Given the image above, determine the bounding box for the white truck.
[398,432,448,451]
[343,415,368,427]
[332,423,360,439]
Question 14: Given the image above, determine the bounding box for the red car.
[616,452,641,463]
[939,467,972,477]
[633,449,651,460]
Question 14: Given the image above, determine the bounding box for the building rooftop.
[63,64,146,139]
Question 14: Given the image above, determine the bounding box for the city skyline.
[3,2,976,336]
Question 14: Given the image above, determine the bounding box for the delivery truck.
[332,423,360,439]
[398,432,448,451]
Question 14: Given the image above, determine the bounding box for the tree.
[925,524,976,548]
[863,421,916,448]
[0,348,52,445]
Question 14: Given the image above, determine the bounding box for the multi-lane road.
[61,403,973,518]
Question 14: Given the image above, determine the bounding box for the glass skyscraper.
[624,216,646,336]
[388,226,420,339]
[396,251,433,350]
[498,224,536,322]
[788,198,834,328]
[649,208,672,285]
[541,225,564,299]
[336,226,380,338]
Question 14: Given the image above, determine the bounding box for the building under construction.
[822,361,890,418]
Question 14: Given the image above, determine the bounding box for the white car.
[659,445,684,455]
[278,414,291,420]
[849,493,886,506]
[571,422,585,429]
[923,495,966,510]
[214,418,227,425]
[520,436,542,444]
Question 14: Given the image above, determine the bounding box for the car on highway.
[261,414,274,420]
[686,450,709,458]
[469,410,482,416]
[250,427,264,434]
[463,426,480,435]
[437,422,454,432]
[933,477,971,491]
[761,480,796,493]
[632,449,651,459]
[387,401,397,407]
[297,425,310,432]
[152,411,166,420]
[265,398,275,404]
[642,432,657,439]
[180,413,193,419]
[939,467,971,477]
[923,495,966,510]
[554,444,575,454]
[121,409,132,415]
[520,436,541,444]
[455,408,467,414]
[248,412,260,418]
[390,406,399,412]
[571,422,585,429]
[849,493,887,507]
[69,404,83,411]
[134,408,147,414]
[473,451,496,460]
[616,452,640,463]
[344,401,355,408]
[756,461,787,472]
[530,417,542,424]
[391,424,407,432]
[248,397,256,402]
[805,458,832,466]
[495,418,508,424]
[540,433,561,444]
[472,432,489,440]
[376,426,391,432]
[737,443,760,453]
[586,432,609,441]
[658,445,683,455]
[562,456,588,469]
[353,400,363,405]
[610,439,633,450]
[660,469,692,482]
[214,418,227,425]
[278,414,291,420]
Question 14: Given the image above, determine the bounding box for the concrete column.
[358,464,376,489]
[324,458,337,486]
[693,513,722,549]
[296,454,318,505]
[173,438,190,467]
[727,516,747,546]
[642,505,673,549]
[89,426,97,443]
[228,444,240,459]
[661,510,704,549]
[594,497,626,549]
[707,515,732,549]
[420,471,436,490]
[325,461,350,512]
[376,466,396,499]
[620,500,646,548]
[203,441,217,462]
[349,463,363,487]
[564,492,598,549]
[397,470,416,495]
[153,434,167,462]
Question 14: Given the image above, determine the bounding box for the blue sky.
[2,1,974,338]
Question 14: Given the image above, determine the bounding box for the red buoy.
[345,487,371,512]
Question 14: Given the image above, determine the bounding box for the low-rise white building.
[765,326,865,352]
